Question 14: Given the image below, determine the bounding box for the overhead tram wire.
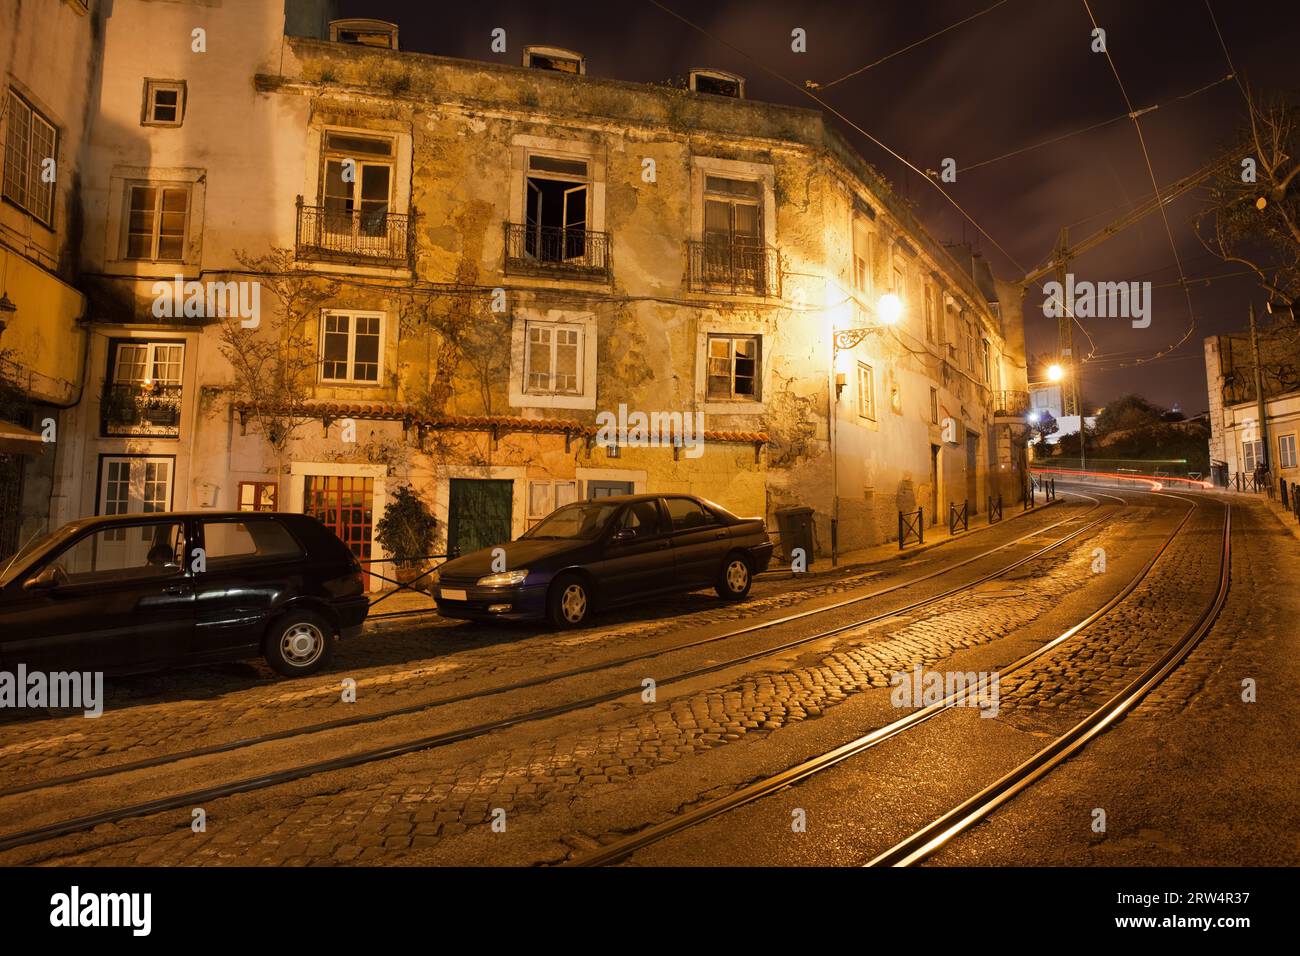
[811,0,1015,91]
[1079,0,1201,369]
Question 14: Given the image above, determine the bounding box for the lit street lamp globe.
[878,292,903,325]
[1046,363,1064,382]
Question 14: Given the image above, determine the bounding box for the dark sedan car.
[0,511,368,678]
[433,493,774,627]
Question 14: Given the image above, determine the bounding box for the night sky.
[335,0,1300,415]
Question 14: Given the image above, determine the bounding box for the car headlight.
[476,569,529,587]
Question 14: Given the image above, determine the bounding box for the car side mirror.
[611,528,637,543]
[23,566,62,591]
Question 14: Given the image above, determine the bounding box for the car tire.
[715,553,753,600]
[264,609,335,677]
[547,573,591,629]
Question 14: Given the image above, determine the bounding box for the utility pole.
[1249,301,1270,478]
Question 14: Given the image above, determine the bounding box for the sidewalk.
[761,496,1062,580]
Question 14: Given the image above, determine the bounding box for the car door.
[0,518,194,673]
[594,499,674,599]
[662,497,730,587]
[190,516,307,658]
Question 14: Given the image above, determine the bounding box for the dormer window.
[329,19,399,50]
[690,69,745,99]
[523,46,585,75]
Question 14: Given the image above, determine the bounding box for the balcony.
[503,222,610,281]
[101,382,182,437]
[295,197,413,267]
[993,390,1031,418]
[687,239,781,297]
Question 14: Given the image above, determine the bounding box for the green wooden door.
[447,479,514,557]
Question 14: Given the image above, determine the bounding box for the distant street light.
[1047,363,1064,382]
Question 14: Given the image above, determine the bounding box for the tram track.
[0,493,1122,854]
[563,489,1215,867]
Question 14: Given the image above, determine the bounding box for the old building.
[1204,328,1300,487]
[23,1,1028,575]
[0,0,101,554]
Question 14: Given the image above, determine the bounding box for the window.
[125,184,189,260]
[930,387,939,424]
[329,19,399,49]
[320,311,382,383]
[524,321,582,394]
[52,521,186,586]
[201,519,302,565]
[857,362,875,420]
[1279,434,1298,469]
[982,339,992,381]
[98,457,174,540]
[523,46,585,74]
[707,334,760,401]
[320,130,395,236]
[1242,439,1263,472]
[142,80,186,126]
[690,70,744,98]
[112,341,183,387]
[664,497,714,531]
[924,285,937,343]
[528,479,578,527]
[3,90,58,224]
[617,500,662,537]
[703,176,762,248]
[238,482,278,512]
[524,153,591,263]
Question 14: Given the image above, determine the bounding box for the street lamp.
[1046,363,1064,382]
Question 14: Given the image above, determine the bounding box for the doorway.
[966,431,980,512]
[929,444,940,524]
[447,478,514,558]
[303,474,375,587]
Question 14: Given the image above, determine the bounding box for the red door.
[304,475,374,589]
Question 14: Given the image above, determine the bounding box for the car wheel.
[264,609,335,677]
[547,574,591,629]
[716,554,752,600]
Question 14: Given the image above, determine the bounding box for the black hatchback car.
[433,493,774,628]
[0,511,368,678]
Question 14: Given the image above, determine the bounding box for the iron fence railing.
[101,382,183,436]
[363,553,448,620]
[295,197,413,265]
[987,494,1003,524]
[949,500,969,535]
[992,390,1031,417]
[898,507,924,549]
[687,239,781,297]
[503,222,611,279]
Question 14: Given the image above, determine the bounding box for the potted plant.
[375,485,438,592]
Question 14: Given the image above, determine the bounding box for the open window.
[523,46,585,75]
[524,154,590,264]
[690,69,745,98]
[319,130,395,247]
[329,19,399,50]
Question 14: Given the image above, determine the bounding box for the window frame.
[319,309,385,385]
[527,479,579,527]
[1242,439,1263,472]
[522,319,584,396]
[123,182,191,261]
[238,481,279,513]
[1278,433,1298,470]
[141,79,187,127]
[857,362,876,421]
[2,88,58,226]
[706,333,762,402]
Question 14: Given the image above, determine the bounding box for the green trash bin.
[775,506,816,568]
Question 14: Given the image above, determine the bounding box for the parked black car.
[432,494,774,627]
[0,512,369,678]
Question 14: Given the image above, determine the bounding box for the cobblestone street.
[1,487,1290,869]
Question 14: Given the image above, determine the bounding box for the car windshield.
[523,501,622,540]
[0,524,79,587]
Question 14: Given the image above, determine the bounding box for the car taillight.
[326,570,365,598]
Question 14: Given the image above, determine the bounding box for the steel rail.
[868,500,1231,867]
[0,498,1117,853]
[565,489,1197,867]
[0,496,1097,802]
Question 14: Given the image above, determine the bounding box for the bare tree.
[218,248,338,480]
[1196,88,1300,318]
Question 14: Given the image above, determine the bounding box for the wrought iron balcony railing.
[687,239,781,297]
[503,222,611,279]
[993,389,1032,417]
[295,197,413,266]
[101,382,183,436]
